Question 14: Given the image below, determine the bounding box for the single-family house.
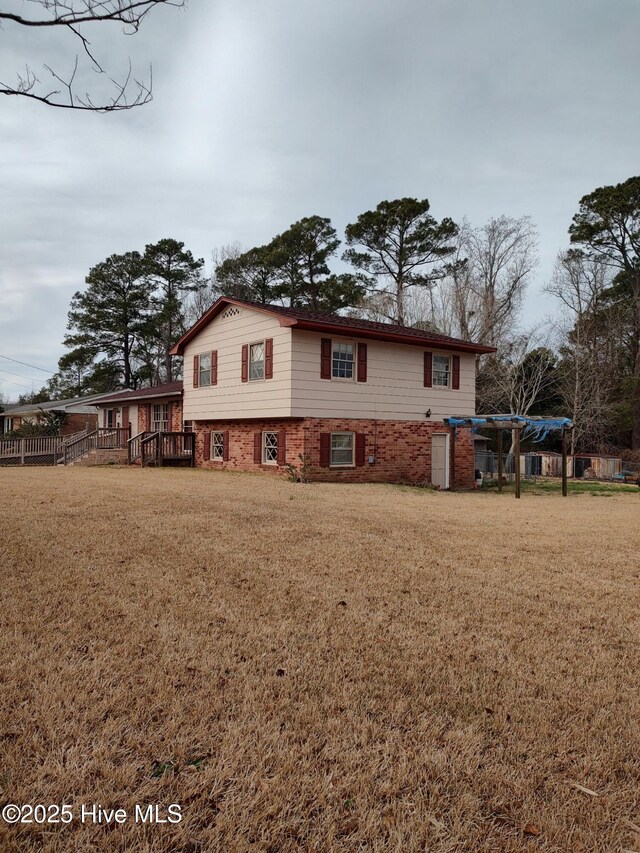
[0,397,98,436]
[152,297,493,487]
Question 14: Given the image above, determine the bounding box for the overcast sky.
[1,0,638,400]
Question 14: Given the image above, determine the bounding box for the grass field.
[1,467,640,852]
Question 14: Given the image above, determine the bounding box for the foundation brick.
[191,417,475,488]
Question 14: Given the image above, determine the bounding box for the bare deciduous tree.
[545,250,622,453]
[0,0,184,111]
[431,216,538,348]
[479,327,558,451]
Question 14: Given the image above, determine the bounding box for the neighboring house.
[163,297,494,487]
[0,397,98,436]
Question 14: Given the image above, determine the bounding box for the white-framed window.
[433,354,451,387]
[183,420,193,432]
[330,432,354,467]
[3,417,13,433]
[105,409,115,429]
[198,352,211,386]
[262,431,278,464]
[332,341,354,379]
[152,403,169,432]
[211,431,225,461]
[249,342,265,381]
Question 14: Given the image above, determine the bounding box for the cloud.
[1,0,639,399]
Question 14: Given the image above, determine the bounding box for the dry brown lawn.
[1,467,640,853]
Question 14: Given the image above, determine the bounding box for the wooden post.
[514,427,521,499]
[561,427,568,497]
[20,438,25,465]
[449,426,456,491]
[497,430,503,493]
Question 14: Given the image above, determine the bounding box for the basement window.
[330,432,354,467]
[262,431,278,464]
[211,431,225,461]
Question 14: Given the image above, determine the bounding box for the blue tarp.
[445,415,573,442]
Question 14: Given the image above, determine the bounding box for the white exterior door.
[431,433,449,489]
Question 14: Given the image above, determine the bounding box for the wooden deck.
[129,431,195,467]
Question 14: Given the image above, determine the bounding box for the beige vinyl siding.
[290,330,476,421]
[182,307,293,421]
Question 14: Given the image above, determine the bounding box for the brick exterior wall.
[61,412,97,436]
[193,418,475,488]
[195,419,306,474]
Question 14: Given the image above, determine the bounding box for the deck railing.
[140,432,160,466]
[97,427,130,449]
[1,428,193,467]
[0,435,66,465]
[127,431,145,464]
[129,430,195,467]
[63,430,98,465]
[159,431,195,465]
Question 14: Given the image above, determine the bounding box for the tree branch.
[1,0,181,110]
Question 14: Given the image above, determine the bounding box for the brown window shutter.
[222,430,229,461]
[355,433,366,466]
[253,432,262,464]
[452,355,460,389]
[241,344,249,382]
[203,431,211,461]
[265,338,274,379]
[145,404,151,431]
[211,350,218,386]
[166,402,172,431]
[320,338,332,379]
[424,351,433,387]
[103,409,107,428]
[319,432,330,467]
[122,406,129,430]
[277,429,286,465]
[193,354,199,388]
[357,342,367,382]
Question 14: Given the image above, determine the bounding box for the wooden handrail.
[65,429,98,450]
[63,429,98,465]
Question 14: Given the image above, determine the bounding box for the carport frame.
[444,415,575,498]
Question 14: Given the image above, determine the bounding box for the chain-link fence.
[475,451,640,484]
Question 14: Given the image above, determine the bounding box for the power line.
[0,354,56,374]
[0,373,36,391]
[0,367,44,384]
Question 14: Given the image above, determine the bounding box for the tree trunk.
[633,275,640,450]
[396,277,404,326]
[165,316,173,383]
[633,340,640,450]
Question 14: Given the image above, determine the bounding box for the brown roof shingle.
[170,298,496,356]
[89,382,183,405]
